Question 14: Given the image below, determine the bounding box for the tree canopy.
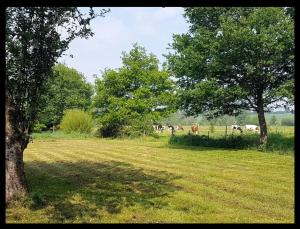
[93,44,176,137]
[6,7,108,135]
[37,63,93,129]
[165,7,294,143]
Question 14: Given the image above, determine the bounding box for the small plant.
[33,123,47,133]
[60,109,93,134]
[30,192,47,209]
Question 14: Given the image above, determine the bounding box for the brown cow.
[191,123,199,135]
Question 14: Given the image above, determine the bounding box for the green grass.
[6,127,294,223]
[31,131,96,140]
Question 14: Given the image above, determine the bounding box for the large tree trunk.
[257,104,268,144]
[6,99,28,204]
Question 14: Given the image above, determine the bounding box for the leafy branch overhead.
[6,7,109,133]
[5,7,109,204]
[166,7,294,118]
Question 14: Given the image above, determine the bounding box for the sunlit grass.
[6,126,294,223]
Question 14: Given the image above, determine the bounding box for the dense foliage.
[6,7,108,135]
[60,109,93,134]
[37,63,93,129]
[93,44,176,137]
[166,7,294,143]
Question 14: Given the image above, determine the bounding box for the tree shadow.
[25,160,181,223]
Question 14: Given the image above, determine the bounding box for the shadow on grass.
[168,133,294,154]
[24,160,181,223]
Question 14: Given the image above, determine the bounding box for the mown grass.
[6,127,294,223]
[31,131,96,140]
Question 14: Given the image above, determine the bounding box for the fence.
[161,125,294,138]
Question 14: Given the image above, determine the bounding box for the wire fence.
[159,125,294,138]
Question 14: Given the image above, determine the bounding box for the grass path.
[6,137,294,223]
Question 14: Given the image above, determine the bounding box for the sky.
[58,7,190,83]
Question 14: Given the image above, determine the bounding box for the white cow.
[231,125,243,133]
[245,125,259,132]
[153,124,163,133]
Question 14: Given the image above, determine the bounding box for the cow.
[231,124,243,133]
[167,124,175,135]
[245,125,259,133]
[191,123,199,135]
[175,125,184,131]
[153,124,164,133]
[157,124,164,133]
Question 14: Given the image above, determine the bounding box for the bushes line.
[169,133,294,154]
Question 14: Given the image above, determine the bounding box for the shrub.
[168,133,293,154]
[96,109,156,138]
[33,123,47,133]
[60,109,93,134]
[281,118,294,126]
[99,122,124,137]
[98,117,155,138]
[122,118,154,137]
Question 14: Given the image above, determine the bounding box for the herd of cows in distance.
[152,123,260,135]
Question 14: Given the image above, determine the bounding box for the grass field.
[6,126,294,223]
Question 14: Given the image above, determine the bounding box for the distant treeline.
[162,111,294,126]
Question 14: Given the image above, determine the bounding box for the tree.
[165,7,294,144]
[92,44,176,137]
[37,63,93,130]
[5,7,109,203]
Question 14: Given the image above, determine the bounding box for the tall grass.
[60,109,93,134]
